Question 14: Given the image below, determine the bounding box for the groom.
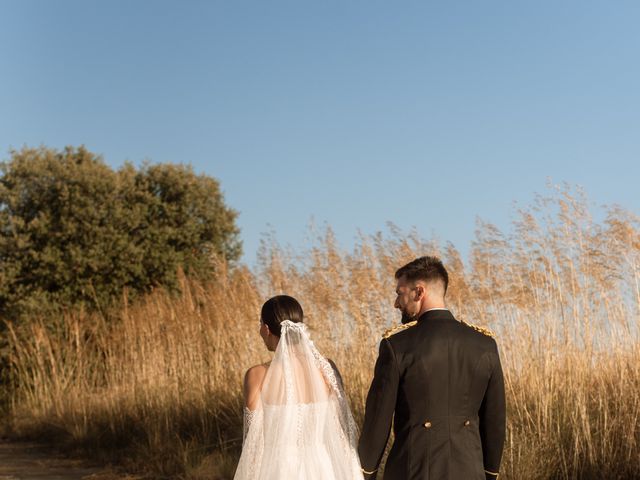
[358,256,506,479]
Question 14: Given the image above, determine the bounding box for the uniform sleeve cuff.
[361,467,378,474]
[484,469,499,477]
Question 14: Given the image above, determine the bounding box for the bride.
[233,295,364,480]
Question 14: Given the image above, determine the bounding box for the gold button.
[424,421,432,429]
[464,420,470,426]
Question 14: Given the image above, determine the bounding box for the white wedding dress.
[233,321,363,480]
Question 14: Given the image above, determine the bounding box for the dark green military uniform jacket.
[358,309,506,480]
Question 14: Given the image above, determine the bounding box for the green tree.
[0,145,241,321]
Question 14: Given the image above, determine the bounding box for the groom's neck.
[418,300,446,317]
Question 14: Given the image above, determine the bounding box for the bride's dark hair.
[261,295,303,337]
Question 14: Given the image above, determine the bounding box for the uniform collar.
[417,308,455,323]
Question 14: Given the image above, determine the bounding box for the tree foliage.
[0,146,241,321]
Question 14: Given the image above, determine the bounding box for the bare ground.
[0,442,135,480]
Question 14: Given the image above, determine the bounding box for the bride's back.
[261,351,335,447]
[261,349,332,405]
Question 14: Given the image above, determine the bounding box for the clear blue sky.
[2,1,639,265]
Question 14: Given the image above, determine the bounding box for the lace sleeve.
[243,407,258,443]
[236,406,264,479]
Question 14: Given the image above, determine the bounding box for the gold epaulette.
[383,320,417,339]
[461,319,495,337]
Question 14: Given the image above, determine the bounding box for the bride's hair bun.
[260,295,304,337]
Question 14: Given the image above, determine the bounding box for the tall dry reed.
[4,185,640,479]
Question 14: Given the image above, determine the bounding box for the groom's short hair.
[395,256,449,294]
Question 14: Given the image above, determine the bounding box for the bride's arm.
[243,364,267,410]
[242,365,267,443]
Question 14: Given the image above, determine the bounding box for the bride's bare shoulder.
[243,363,269,410]
[243,363,268,392]
[244,363,269,383]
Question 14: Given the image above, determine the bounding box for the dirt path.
[0,442,128,480]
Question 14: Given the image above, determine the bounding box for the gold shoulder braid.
[383,320,418,339]
[460,319,495,337]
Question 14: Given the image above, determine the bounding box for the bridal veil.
[233,320,363,480]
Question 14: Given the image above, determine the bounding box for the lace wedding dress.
[233,321,363,480]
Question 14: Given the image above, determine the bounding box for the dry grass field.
[4,187,640,479]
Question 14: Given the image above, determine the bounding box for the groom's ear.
[414,284,425,300]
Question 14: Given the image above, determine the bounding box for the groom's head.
[394,256,448,323]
